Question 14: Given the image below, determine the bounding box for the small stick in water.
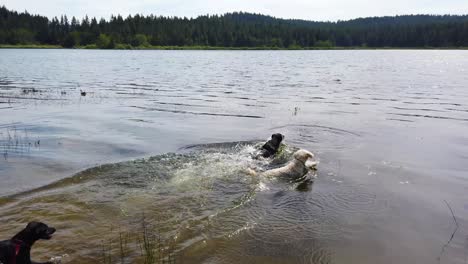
[437,200,459,263]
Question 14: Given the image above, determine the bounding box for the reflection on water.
[1,50,468,263]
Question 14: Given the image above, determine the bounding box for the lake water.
[0,49,467,263]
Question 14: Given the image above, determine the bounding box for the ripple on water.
[388,112,468,122]
[130,105,264,119]
[0,142,280,261]
[0,140,384,263]
[270,123,362,151]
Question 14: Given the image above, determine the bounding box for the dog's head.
[270,133,284,145]
[25,221,56,240]
[293,149,315,163]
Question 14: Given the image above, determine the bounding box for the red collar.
[11,240,29,264]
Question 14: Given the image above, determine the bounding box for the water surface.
[0,50,468,263]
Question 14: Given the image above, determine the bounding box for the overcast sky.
[3,0,468,21]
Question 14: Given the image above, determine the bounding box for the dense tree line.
[1,6,468,48]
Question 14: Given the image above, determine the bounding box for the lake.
[0,49,467,263]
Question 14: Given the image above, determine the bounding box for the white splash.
[49,254,69,264]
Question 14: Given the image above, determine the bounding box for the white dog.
[248,149,317,180]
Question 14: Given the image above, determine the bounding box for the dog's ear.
[26,221,40,231]
[294,150,314,163]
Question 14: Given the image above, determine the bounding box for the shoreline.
[1,44,468,50]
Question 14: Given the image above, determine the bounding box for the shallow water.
[1,50,468,263]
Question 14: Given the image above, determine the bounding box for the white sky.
[2,0,468,21]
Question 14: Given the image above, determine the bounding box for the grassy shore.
[1,44,467,50]
[0,44,62,49]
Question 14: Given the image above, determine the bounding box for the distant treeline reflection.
[1,6,468,49]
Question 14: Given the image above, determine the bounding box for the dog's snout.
[48,227,56,234]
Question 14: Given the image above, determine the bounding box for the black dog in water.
[256,133,285,158]
[0,222,56,264]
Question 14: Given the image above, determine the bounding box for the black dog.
[256,133,285,158]
[0,222,56,264]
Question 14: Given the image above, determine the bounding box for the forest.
[1,5,468,49]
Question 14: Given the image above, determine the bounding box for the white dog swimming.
[247,149,318,181]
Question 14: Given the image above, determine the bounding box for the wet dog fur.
[256,133,285,158]
[248,149,317,180]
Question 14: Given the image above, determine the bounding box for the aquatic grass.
[119,229,130,264]
[99,215,177,264]
[100,226,115,264]
[101,238,112,264]
[0,126,37,159]
[137,214,177,264]
[138,215,159,264]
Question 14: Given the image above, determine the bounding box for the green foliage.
[314,40,334,48]
[10,28,35,44]
[0,44,61,48]
[131,34,149,47]
[288,42,303,49]
[1,6,468,48]
[63,32,79,48]
[115,43,133,49]
[82,44,98,49]
[96,33,115,49]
